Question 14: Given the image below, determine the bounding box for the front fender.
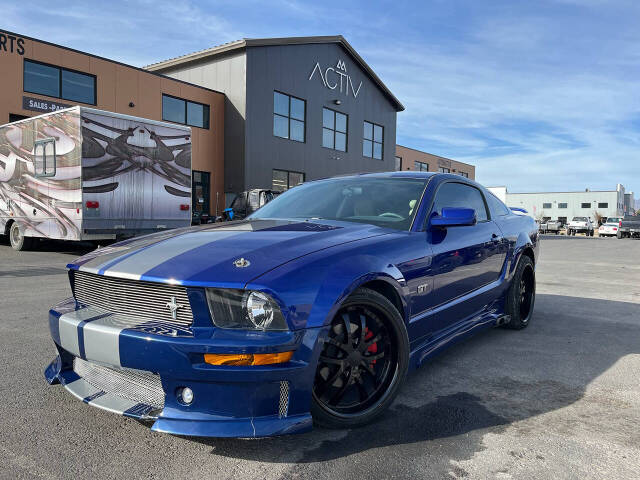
[245,246,408,331]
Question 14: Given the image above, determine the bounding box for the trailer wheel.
[9,222,33,251]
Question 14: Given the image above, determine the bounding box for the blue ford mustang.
[45,172,538,437]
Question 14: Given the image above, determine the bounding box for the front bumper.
[45,298,324,437]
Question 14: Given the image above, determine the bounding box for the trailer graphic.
[0,107,192,250]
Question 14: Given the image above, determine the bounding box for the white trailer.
[0,107,192,250]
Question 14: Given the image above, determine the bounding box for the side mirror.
[430,207,477,228]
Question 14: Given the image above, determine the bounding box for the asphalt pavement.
[0,235,638,479]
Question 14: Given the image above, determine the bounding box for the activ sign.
[309,59,363,99]
[0,32,25,55]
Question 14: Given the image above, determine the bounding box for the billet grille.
[278,381,290,418]
[73,357,165,410]
[71,270,193,326]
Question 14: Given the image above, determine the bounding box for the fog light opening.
[180,387,194,405]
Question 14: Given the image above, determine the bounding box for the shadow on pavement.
[187,294,640,469]
[0,236,97,256]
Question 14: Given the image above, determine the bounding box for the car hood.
[70,219,391,286]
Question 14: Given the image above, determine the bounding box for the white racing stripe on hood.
[99,230,242,280]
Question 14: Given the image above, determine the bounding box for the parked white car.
[567,217,594,236]
[598,217,622,237]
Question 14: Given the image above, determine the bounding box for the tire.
[503,255,536,330]
[311,287,409,429]
[9,222,33,251]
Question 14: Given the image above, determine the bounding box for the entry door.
[424,182,504,326]
[192,171,210,217]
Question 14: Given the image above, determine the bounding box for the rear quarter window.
[486,192,511,218]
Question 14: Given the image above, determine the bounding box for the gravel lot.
[0,236,638,479]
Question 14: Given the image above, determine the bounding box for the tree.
[592,210,604,226]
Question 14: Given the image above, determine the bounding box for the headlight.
[205,288,288,331]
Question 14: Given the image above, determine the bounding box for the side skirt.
[408,310,501,371]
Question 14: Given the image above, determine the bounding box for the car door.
[423,181,504,329]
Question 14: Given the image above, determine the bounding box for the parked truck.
[1,107,192,251]
[223,189,280,221]
[617,216,640,239]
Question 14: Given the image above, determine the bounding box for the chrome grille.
[73,357,165,409]
[71,270,193,326]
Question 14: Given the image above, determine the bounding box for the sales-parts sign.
[0,32,25,55]
[23,96,72,114]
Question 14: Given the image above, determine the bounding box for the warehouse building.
[394,145,475,179]
[146,36,404,203]
[489,184,633,222]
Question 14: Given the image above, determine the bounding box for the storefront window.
[273,91,305,142]
[272,169,305,192]
[363,121,383,159]
[322,108,347,151]
[24,59,96,105]
[414,161,428,171]
[162,94,210,129]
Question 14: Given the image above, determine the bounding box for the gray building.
[488,184,633,222]
[146,36,404,203]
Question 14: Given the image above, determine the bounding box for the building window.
[322,108,347,151]
[543,203,552,209]
[598,202,608,208]
[162,94,210,129]
[394,156,402,171]
[24,59,96,105]
[460,172,469,178]
[558,203,567,209]
[558,216,567,224]
[192,171,210,215]
[438,167,450,173]
[363,121,383,159]
[272,169,305,192]
[414,161,428,171]
[273,91,305,142]
[581,202,591,209]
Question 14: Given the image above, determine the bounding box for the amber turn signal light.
[204,351,294,366]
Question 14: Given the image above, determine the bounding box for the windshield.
[572,217,587,222]
[249,177,429,230]
[606,217,621,224]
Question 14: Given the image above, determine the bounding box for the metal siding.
[245,43,397,190]
[160,52,247,194]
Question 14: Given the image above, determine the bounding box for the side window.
[34,139,56,177]
[486,191,511,217]
[430,182,488,222]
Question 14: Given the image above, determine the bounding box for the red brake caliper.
[364,328,377,365]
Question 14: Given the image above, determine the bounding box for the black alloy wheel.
[503,255,536,330]
[518,264,535,323]
[311,288,409,428]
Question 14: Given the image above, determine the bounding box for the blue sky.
[3,0,639,197]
